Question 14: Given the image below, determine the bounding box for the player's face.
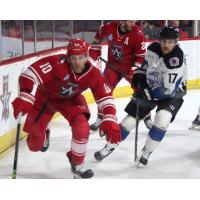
[125,20,136,31]
[69,54,87,73]
[160,39,176,54]
[121,20,136,32]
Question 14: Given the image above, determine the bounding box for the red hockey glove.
[89,45,102,61]
[99,114,122,144]
[12,92,35,119]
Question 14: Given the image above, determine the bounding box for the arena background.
[0,20,200,154]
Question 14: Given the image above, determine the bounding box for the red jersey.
[95,21,146,73]
[19,54,115,113]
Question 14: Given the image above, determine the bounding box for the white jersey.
[144,42,187,100]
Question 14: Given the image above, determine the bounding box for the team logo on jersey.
[147,71,162,87]
[0,75,11,122]
[60,82,79,97]
[59,56,67,64]
[124,37,129,45]
[169,57,179,67]
[111,45,122,59]
[107,34,113,41]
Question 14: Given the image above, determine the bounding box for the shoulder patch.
[50,54,66,64]
[164,45,184,69]
[169,57,180,67]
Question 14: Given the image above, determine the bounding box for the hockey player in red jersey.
[89,20,153,132]
[12,38,121,178]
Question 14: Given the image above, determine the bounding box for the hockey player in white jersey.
[189,106,200,131]
[94,26,187,166]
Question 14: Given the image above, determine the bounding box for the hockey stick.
[99,57,126,76]
[12,112,22,179]
[100,56,140,160]
[134,98,140,161]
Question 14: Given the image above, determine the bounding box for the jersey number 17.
[168,73,178,83]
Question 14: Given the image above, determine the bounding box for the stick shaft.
[99,57,126,76]
[12,112,22,179]
[134,99,139,161]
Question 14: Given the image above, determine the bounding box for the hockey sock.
[144,125,166,152]
[120,124,130,141]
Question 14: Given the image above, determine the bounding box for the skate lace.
[142,150,151,160]
[75,164,88,173]
[94,118,101,126]
[100,146,112,156]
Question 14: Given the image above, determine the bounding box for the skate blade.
[189,125,200,131]
[134,153,147,168]
[73,173,93,179]
[90,129,98,134]
[73,174,82,179]
[136,162,146,168]
[73,173,84,179]
[133,158,146,168]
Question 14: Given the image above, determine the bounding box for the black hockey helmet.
[160,26,180,40]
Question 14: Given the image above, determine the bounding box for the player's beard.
[162,47,171,54]
[160,40,177,55]
[124,24,133,32]
[120,20,135,32]
[120,24,132,32]
[162,47,174,55]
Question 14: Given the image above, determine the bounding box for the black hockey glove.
[132,67,148,89]
[132,68,152,101]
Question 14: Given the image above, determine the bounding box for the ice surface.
[0,90,200,179]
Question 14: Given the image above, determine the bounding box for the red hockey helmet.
[67,38,89,56]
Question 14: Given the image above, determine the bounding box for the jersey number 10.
[40,63,52,74]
